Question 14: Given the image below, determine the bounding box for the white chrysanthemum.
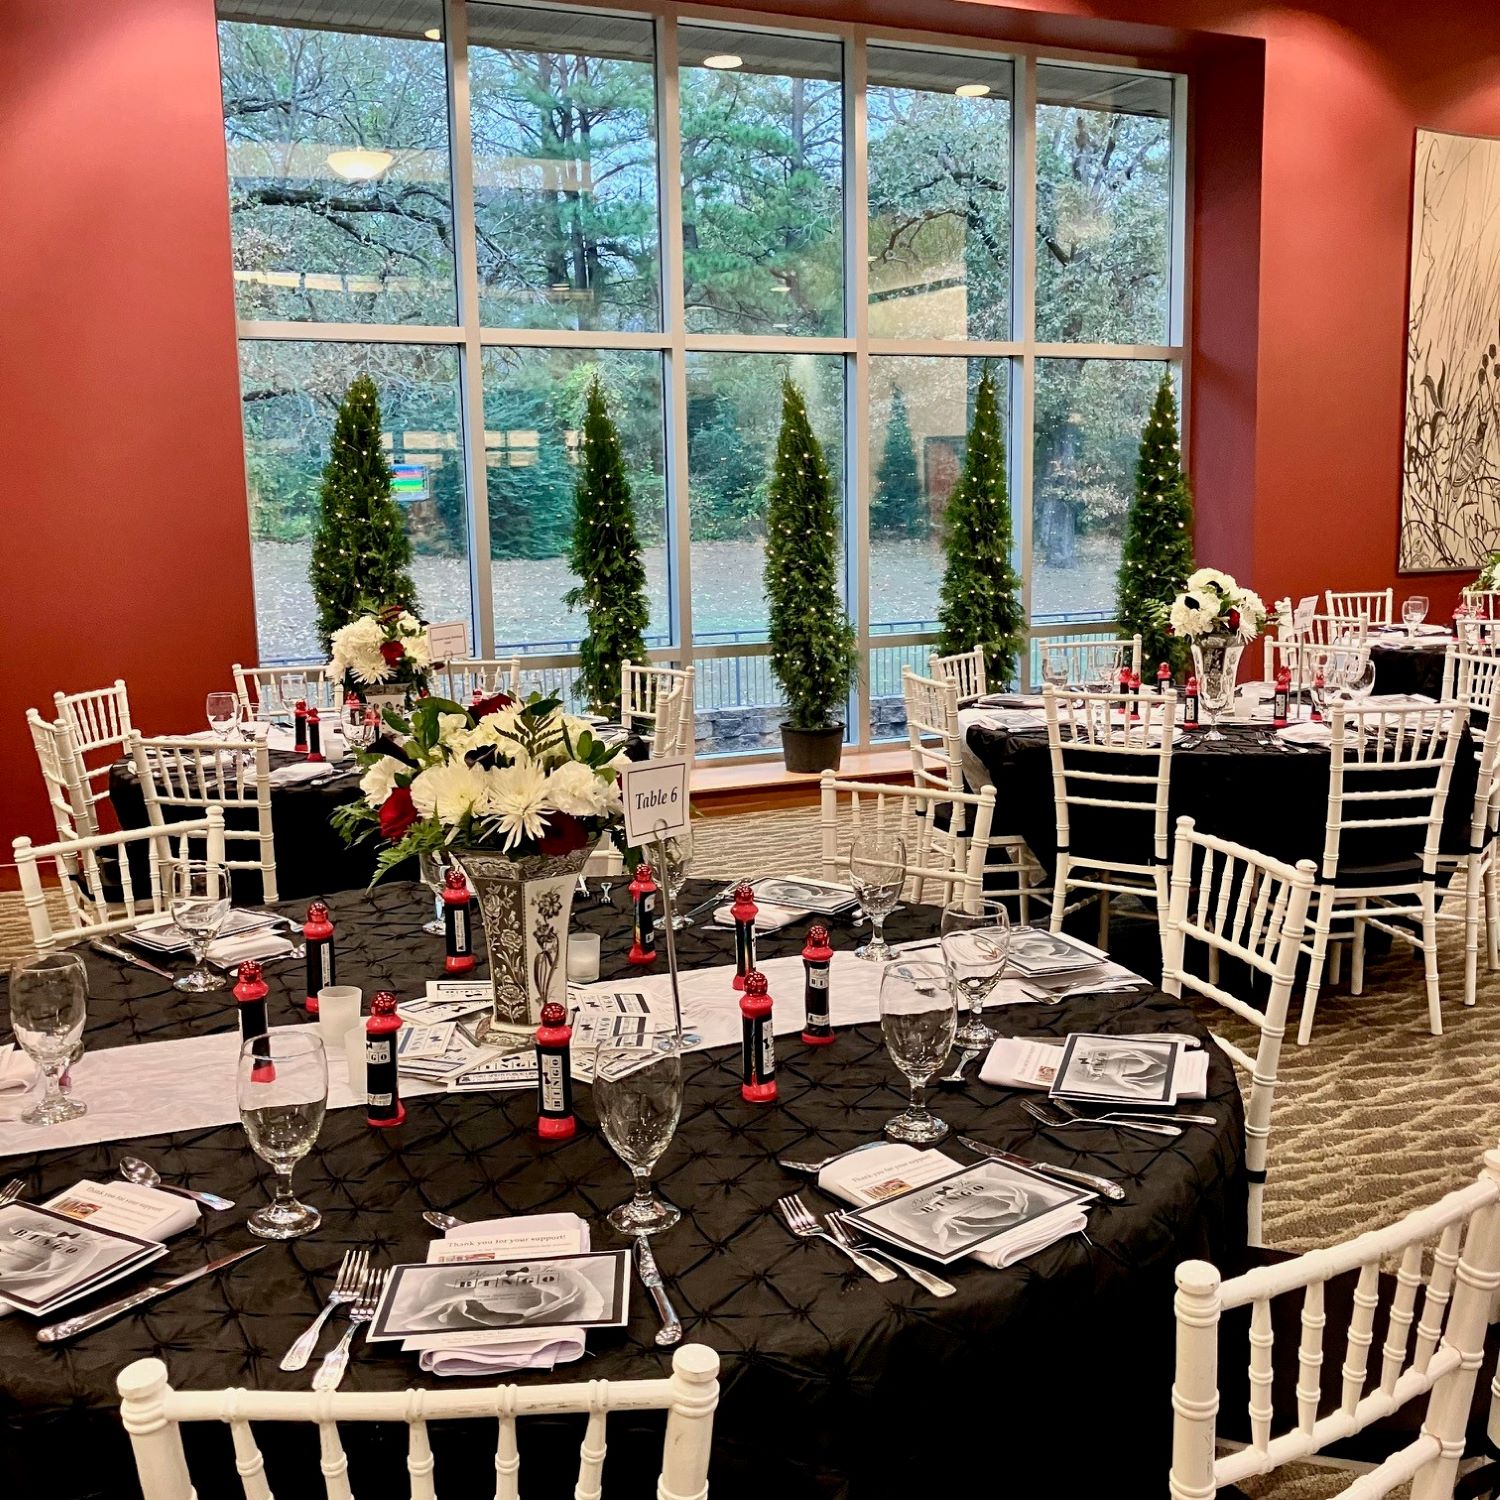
[402,619,433,668]
[451,707,527,762]
[410,761,488,825]
[482,763,551,849]
[359,755,407,810]
[1186,567,1236,596]
[545,760,619,818]
[1234,589,1269,639]
[1169,596,1219,639]
[435,712,470,746]
[329,616,391,684]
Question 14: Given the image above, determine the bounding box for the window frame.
[228,0,1190,753]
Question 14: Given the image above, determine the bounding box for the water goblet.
[169,861,231,992]
[849,832,906,962]
[237,1030,327,1240]
[418,849,450,936]
[1403,595,1429,634]
[593,1042,683,1236]
[1039,646,1070,693]
[206,691,239,738]
[878,960,957,1144]
[9,952,88,1126]
[1084,644,1124,695]
[939,899,1011,1049]
[1303,647,1332,719]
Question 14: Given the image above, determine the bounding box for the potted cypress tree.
[764,378,858,773]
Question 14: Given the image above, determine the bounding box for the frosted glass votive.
[343,1024,368,1104]
[567,933,601,983]
[317,986,362,1055]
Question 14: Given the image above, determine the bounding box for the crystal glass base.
[247,1198,322,1240]
[421,918,445,936]
[606,1195,680,1237]
[884,1107,948,1144]
[670,915,692,931]
[954,1016,995,1049]
[174,967,226,993]
[855,938,893,962]
[22,1093,87,1126]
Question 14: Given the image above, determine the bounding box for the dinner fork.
[826,1213,956,1297]
[776,1195,895,1283]
[312,1266,388,1390]
[280,1249,369,1371]
[1020,1098,1181,1139]
[0,1178,25,1207]
[1050,1096,1215,1129]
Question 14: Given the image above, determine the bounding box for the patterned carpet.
[7,802,1495,1497]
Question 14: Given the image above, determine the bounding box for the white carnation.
[359,755,407,810]
[410,761,488,825]
[1169,596,1219,639]
[1235,589,1269,639]
[545,760,618,818]
[482,763,550,849]
[329,616,392,685]
[1186,567,1236,596]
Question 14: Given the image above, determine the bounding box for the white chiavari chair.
[621,661,692,735]
[1161,818,1317,1247]
[1043,687,1177,944]
[650,679,692,761]
[1463,589,1500,624]
[129,733,278,902]
[26,708,91,850]
[1170,1143,1500,1500]
[928,647,987,701]
[1037,633,1144,687]
[13,809,226,951]
[115,1342,720,1500]
[433,656,522,704]
[1266,614,1371,682]
[819,772,998,911]
[53,679,133,835]
[232,664,339,719]
[1296,699,1469,1045]
[1434,648,1500,1009]
[1327,588,1395,628]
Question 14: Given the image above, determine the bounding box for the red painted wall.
[4,0,1500,856]
[0,0,254,854]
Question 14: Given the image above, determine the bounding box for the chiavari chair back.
[1161,818,1316,1247]
[52,679,133,831]
[232,664,339,719]
[928,647,987,701]
[1038,632,1144,688]
[649,670,697,763]
[26,708,91,851]
[620,661,691,736]
[432,656,522,705]
[114,1343,720,1500]
[1326,588,1394,627]
[1171,1143,1500,1500]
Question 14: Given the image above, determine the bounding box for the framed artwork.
[1401,129,1500,572]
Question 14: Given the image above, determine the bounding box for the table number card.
[619,755,690,848]
[426,621,468,663]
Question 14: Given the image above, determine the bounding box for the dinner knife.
[35,1246,264,1344]
[633,1235,682,1347]
[957,1136,1126,1202]
[89,939,174,981]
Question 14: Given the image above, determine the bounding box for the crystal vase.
[1190,634,1244,741]
[450,840,598,1050]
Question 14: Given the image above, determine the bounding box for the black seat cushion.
[1333,857,1427,889]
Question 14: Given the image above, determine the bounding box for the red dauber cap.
[733,882,755,903]
[635,862,655,881]
[540,1001,567,1026]
[236,960,264,985]
[806,923,830,947]
[743,970,768,996]
[306,899,329,922]
[371,990,399,1016]
[443,869,469,892]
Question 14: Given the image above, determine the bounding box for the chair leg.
[1421,884,1442,1036]
[1486,860,1500,971]
[1296,899,1333,1047]
[1050,859,1070,933]
[1466,856,1484,1008]
[1351,900,1368,996]
[1329,939,1343,986]
[1096,890,1110,948]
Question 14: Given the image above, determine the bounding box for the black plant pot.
[780,723,845,774]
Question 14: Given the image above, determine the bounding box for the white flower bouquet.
[1163,568,1276,643]
[333,690,625,880]
[329,605,433,696]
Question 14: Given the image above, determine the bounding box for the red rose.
[1226,608,1241,631]
[538,812,589,856]
[379,786,419,841]
[379,639,407,666]
[471,692,515,720]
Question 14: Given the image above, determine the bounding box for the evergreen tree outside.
[872,387,924,538]
[308,374,417,650]
[936,363,1024,687]
[765,379,858,730]
[565,377,649,717]
[1114,373,1194,673]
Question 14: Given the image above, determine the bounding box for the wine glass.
[1403,595,1429,634]
[661,825,694,930]
[939,899,1011,1050]
[206,691,239,738]
[593,1042,682,1236]
[169,861,231,992]
[1337,648,1376,702]
[237,1030,327,1240]
[418,849,450,936]
[849,832,906,962]
[1304,647,1332,720]
[8,952,88,1126]
[1040,646,1070,693]
[878,960,957,1144]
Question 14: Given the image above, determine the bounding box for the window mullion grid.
[443,0,494,657]
[1013,53,1038,690]
[655,14,694,678]
[844,36,871,751]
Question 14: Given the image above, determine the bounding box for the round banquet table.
[0,880,1246,1500]
[965,717,1479,875]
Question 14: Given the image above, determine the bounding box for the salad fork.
[776,1195,894,1283]
[1050,1097,1214,1129]
[826,1213,956,1297]
[1021,1098,1181,1139]
[0,1178,25,1207]
[312,1266,388,1390]
[280,1249,368,1371]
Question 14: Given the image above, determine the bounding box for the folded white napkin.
[1278,720,1332,744]
[419,1333,584,1377]
[268,761,342,787]
[0,1043,38,1096]
[818,1143,1086,1269]
[207,932,297,966]
[1375,623,1449,639]
[978,1035,1210,1097]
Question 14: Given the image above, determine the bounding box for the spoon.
[423,1210,465,1232]
[119,1156,235,1211]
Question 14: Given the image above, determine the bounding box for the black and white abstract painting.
[1401,130,1500,572]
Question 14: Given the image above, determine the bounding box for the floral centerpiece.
[1160,568,1276,738]
[333,692,624,1045]
[329,604,432,706]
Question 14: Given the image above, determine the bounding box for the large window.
[218,4,1184,752]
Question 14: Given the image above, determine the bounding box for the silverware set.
[280,1249,370,1372]
[1020,1098,1213,1140]
[312,1267,389,1391]
[956,1136,1127,1202]
[776,1193,957,1295]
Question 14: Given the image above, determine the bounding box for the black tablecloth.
[1371,641,1448,699]
[0,881,1244,1500]
[966,719,1479,875]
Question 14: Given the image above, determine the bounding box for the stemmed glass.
[878,960,957,1144]
[418,849,450,936]
[593,1042,683,1236]
[939,899,1012,1050]
[849,832,906,962]
[1039,647,1070,693]
[206,692,239,737]
[277,672,307,722]
[236,1031,327,1240]
[1084,644,1123,694]
[8,952,88,1126]
[169,861,231,992]
[1304,647,1332,720]
[1403,595,1430,634]
[661,825,694,930]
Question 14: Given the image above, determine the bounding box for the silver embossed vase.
[450,840,598,1049]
